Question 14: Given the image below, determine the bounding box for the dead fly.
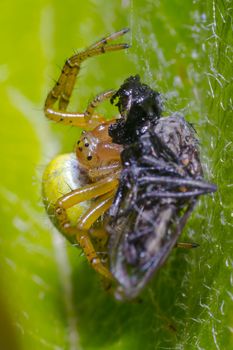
[107,75,216,300]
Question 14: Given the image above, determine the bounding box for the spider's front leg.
[44,28,130,130]
[54,174,119,280]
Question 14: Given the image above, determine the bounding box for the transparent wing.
[107,174,197,300]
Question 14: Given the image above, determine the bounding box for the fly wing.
[107,113,216,300]
[107,175,196,300]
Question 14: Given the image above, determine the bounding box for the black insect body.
[107,75,216,300]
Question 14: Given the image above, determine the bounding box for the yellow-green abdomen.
[42,153,90,238]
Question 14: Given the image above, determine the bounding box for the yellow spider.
[42,29,130,281]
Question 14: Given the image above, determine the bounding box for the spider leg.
[55,174,119,226]
[74,191,115,280]
[44,109,101,128]
[56,179,116,279]
[45,90,116,130]
[88,28,130,50]
[88,163,121,180]
[44,29,129,128]
[84,90,116,122]
[59,43,129,111]
[77,190,115,230]
[77,229,113,280]
[96,141,122,160]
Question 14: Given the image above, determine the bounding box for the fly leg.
[175,242,199,249]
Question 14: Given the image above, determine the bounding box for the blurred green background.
[0,0,232,349]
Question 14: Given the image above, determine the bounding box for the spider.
[43,29,130,281]
[43,30,216,299]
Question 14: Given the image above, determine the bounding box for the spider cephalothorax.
[75,120,122,180]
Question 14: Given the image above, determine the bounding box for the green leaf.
[1,1,232,349]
